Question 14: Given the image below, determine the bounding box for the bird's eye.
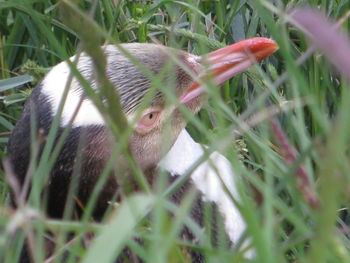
[136,110,161,133]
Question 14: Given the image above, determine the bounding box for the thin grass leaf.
[82,194,154,263]
[0,116,14,130]
[0,75,33,92]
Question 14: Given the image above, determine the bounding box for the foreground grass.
[0,0,350,262]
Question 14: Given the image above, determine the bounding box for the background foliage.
[0,0,350,262]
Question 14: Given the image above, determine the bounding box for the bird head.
[102,39,278,170]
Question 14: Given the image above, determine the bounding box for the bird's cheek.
[129,132,163,171]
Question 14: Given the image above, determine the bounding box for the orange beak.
[180,37,278,104]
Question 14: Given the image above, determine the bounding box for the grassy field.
[1,0,350,262]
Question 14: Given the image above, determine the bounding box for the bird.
[7,38,278,262]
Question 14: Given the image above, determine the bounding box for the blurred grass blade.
[82,194,154,263]
[2,93,27,105]
[290,8,350,81]
[0,75,34,92]
[0,116,14,130]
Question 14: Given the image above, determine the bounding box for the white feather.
[41,61,105,127]
[158,129,247,245]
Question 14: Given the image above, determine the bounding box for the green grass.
[1,0,350,262]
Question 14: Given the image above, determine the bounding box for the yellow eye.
[136,111,161,133]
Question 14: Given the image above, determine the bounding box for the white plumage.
[159,129,246,245]
[42,60,105,127]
